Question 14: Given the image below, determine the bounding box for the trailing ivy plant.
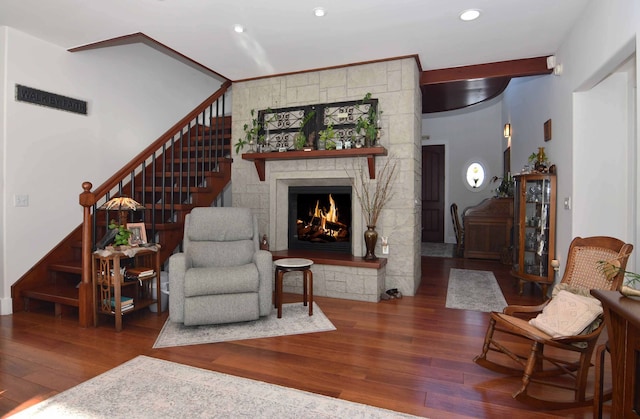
[235,109,265,154]
[293,110,316,150]
[355,92,382,147]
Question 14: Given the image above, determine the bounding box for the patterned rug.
[421,242,455,258]
[12,356,425,418]
[153,302,335,348]
[446,268,507,312]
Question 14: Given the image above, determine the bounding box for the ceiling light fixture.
[313,7,326,17]
[459,9,481,21]
[233,24,245,33]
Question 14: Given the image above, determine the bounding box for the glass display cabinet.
[511,173,557,297]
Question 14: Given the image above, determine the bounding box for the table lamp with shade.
[99,196,145,226]
[96,196,145,248]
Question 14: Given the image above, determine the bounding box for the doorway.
[421,145,445,242]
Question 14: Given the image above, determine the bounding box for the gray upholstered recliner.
[168,207,272,326]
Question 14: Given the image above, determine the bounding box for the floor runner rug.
[12,355,425,418]
[421,242,455,258]
[446,268,507,312]
[153,302,335,348]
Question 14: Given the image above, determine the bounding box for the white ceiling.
[0,0,590,81]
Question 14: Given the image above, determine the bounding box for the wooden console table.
[242,147,387,181]
[592,290,640,418]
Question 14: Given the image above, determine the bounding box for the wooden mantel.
[241,147,388,181]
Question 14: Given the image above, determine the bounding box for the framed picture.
[544,119,552,141]
[127,222,147,245]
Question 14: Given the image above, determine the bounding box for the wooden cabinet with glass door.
[511,173,556,297]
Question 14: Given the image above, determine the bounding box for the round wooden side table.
[274,258,314,318]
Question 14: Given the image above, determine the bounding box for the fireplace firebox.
[288,186,352,253]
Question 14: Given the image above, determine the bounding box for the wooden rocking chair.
[474,236,633,409]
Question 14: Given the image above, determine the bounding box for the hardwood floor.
[0,256,609,418]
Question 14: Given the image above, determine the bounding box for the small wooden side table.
[274,258,314,318]
[92,245,161,331]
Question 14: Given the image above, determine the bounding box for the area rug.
[153,302,335,348]
[12,355,424,418]
[421,242,455,258]
[446,268,507,312]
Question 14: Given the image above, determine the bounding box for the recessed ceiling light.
[459,9,481,21]
[313,7,326,17]
[233,24,245,33]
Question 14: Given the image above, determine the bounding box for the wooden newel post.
[79,182,96,328]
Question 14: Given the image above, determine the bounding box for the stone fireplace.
[231,57,423,301]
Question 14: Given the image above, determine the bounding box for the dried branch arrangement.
[350,157,399,227]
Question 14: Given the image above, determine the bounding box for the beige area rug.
[446,268,508,312]
[12,355,425,418]
[153,302,335,348]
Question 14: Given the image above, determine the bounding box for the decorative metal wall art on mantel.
[255,97,379,153]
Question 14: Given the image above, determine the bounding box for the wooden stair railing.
[12,81,233,327]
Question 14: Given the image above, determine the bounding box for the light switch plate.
[14,194,29,207]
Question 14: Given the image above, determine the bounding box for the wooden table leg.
[276,269,284,319]
[307,269,313,316]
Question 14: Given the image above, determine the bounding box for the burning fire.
[297,194,349,242]
[313,194,339,233]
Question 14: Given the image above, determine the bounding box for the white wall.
[0,27,225,314]
[0,28,6,314]
[502,0,640,278]
[422,96,504,243]
[574,71,632,240]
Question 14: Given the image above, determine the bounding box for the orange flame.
[312,194,339,232]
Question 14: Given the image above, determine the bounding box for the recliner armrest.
[168,252,188,323]
[254,249,273,316]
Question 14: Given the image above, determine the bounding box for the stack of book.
[105,296,134,313]
[125,267,155,281]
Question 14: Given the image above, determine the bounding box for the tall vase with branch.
[350,157,398,260]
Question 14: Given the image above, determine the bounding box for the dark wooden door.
[422,145,445,242]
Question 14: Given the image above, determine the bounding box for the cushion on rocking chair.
[529,290,603,338]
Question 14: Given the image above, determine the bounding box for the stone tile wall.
[232,58,422,299]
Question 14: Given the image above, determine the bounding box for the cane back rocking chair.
[474,236,633,409]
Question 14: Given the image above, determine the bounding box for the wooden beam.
[420,56,552,85]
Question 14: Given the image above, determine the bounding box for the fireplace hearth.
[288,186,352,253]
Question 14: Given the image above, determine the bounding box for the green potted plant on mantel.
[235,109,264,154]
[355,92,382,147]
[294,110,316,150]
[318,122,336,150]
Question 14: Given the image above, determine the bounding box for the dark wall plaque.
[15,84,87,115]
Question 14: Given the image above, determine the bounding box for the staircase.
[11,82,233,326]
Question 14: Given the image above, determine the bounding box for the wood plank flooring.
[0,256,610,418]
